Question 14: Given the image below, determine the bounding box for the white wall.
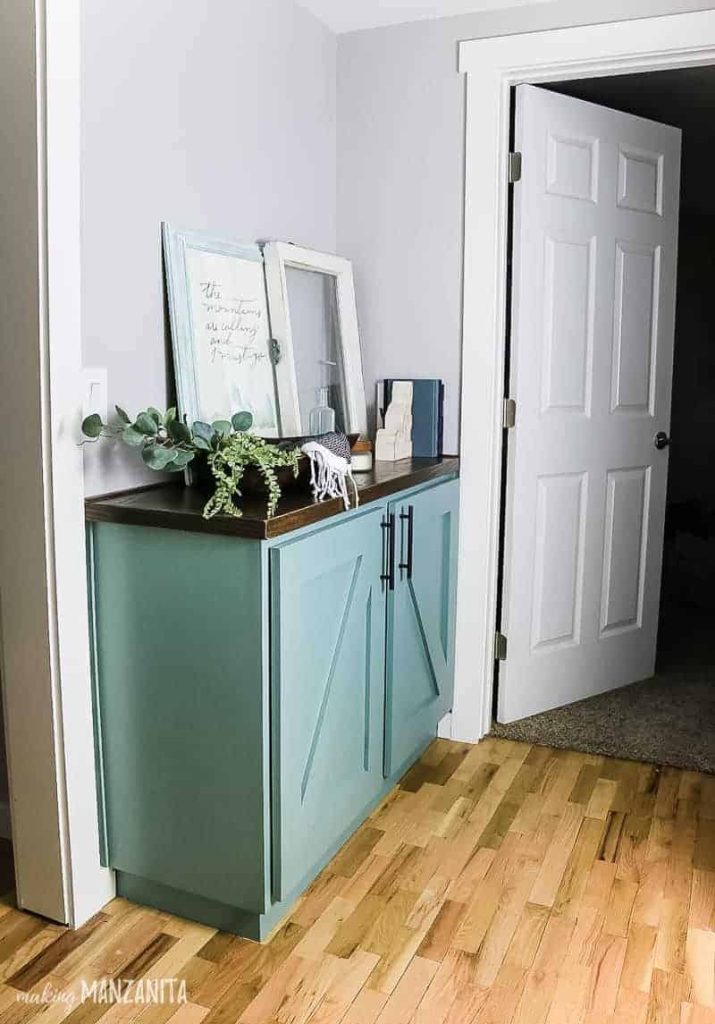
[337,0,715,453]
[81,0,337,495]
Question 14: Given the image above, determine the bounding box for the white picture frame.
[163,224,289,435]
[263,242,367,437]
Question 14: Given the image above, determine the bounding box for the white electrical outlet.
[82,368,108,421]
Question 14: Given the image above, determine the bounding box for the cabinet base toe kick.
[117,873,277,943]
[114,738,434,942]
[88,467,459,940]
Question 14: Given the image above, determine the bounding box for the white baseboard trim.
[437,713,454,740]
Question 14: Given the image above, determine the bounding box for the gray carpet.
[491,611,715,773]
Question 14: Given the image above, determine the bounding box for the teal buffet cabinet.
[86,457,459,939]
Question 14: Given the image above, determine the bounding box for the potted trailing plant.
[81,406,301,519]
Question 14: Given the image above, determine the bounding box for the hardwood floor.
[0,738,713,1023]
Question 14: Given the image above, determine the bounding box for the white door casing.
[498,85,681,723]
[0,0,115,925]
[0,0,67,922]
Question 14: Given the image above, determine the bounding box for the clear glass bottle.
[309,386,336,435]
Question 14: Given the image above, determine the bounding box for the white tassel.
[301,441,359,511]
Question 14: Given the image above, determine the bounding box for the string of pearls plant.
[81,406,301,519]
[203,430,300,519]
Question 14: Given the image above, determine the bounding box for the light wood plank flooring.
[0,738,713,1023]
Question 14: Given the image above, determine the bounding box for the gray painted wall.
[336,0,715,452]
[81,0,337,494]
[82,0,714,486]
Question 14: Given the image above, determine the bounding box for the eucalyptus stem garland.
[81,405,301,520]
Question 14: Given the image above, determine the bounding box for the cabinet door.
[385,478,460,777]
[270,506,386,900]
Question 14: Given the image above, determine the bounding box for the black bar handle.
[398,505,414,580]
[380,513,396,590]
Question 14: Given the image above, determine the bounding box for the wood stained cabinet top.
[84,456,459,540]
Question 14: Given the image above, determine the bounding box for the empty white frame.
[263,242,368,437]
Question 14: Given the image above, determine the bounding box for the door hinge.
[508,151,522,184]
[503,397,516,429]
[494,631,508,661]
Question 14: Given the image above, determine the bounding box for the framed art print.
[163,224,282,434]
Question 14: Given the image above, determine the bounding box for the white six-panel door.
[498,85,681,723]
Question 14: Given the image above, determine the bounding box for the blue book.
[378,379,444,458]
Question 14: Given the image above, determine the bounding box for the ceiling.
[296,0,553,34]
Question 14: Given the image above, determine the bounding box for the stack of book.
[375,378,444,458]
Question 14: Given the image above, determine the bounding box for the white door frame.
[0,0,114,925]
[44,0,116,925]
[453,10,715,743]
